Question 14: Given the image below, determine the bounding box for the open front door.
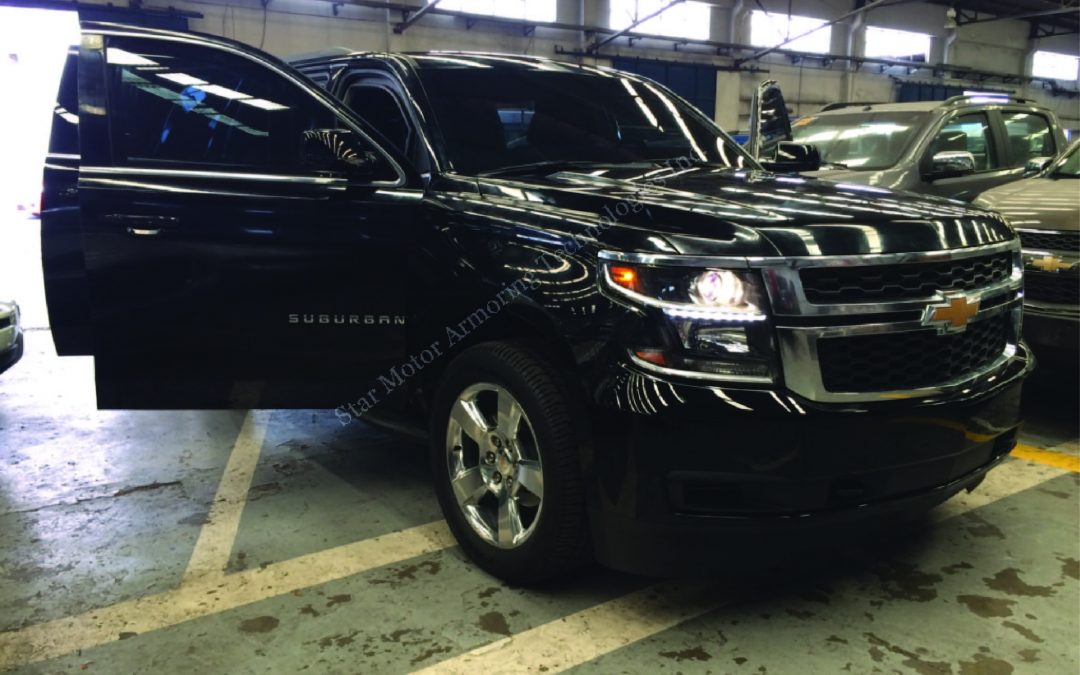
[76,23,422,409]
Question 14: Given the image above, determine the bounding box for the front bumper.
[0,331,23,376]
[585,344,1032,576]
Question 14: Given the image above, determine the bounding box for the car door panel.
[78,24,421,409]
[921,110,1019,201]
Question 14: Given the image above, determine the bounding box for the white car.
[0,300,23,375]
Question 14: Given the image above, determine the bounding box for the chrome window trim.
[87,27,410,189]
[80,165,350,185]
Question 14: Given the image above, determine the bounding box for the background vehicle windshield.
[1051,141,1080,177]
[415,60,754,175]
[790,111,929,170]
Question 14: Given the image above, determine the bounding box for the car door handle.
[104,214,179,236]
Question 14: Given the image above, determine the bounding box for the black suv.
[43,23,1032,582]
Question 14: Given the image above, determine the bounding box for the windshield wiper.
[818,160,850,170]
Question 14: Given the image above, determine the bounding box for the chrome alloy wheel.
[445,383,544,549]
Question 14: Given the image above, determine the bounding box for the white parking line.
[414,457,1068,674]
[0,456,1066,671]
[0,521,455,668]
[182,410,270,583]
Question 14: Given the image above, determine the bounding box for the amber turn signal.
[608,265,639,291]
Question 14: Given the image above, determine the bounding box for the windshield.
[1051,141,1080,177]
[415,60,755,175]
[790,111,929,170]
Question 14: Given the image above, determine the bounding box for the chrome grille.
[817,314,1009,393]
[759,240,1024,403]
[1025,273,1079,305]
[799,253,1012,304]
[1018,230,1080,252]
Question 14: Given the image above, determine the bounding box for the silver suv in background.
[780,95,1067,202]
[0,300,22,376]
[975,139,1079,362]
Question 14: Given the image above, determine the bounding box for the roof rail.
[285,47,358,64]
[943,93,1033,105]
[819,102,887,111]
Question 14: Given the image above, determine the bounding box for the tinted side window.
[105,37,339,171]
[345,84,411,155]
[49,49,80,155]
[931,113,997,171]
[1002,111,1055,167]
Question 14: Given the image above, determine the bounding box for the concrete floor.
[1,214,1078,674]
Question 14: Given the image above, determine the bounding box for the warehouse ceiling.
[927,0,1079,36]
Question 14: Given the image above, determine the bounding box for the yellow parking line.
[415,456,1070,674]
[0,521,455,669]
[1012,443,1080,473]
[183,411,270,583]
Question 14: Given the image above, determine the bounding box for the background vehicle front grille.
[1018,230,1080,251]
[816,314,1009,393]
[800,253,1012,304]
[1025,273,1079,305]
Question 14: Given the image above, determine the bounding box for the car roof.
[814,97,1053,116]
[286,50,623,75]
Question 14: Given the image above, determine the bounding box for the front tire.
[430,341,589,584]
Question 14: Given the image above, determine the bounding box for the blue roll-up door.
[612,57,716,118]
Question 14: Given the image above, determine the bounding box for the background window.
[1001,112,1055,167]
[106,37,340,170]
[609,0,712,41]
[863,26,931,62]
[1032,50,1079,81]
[431,0,556,23]
[931,113,997,171]
[750,10,831,54]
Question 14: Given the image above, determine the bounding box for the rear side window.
[930,113,998,171]
[1001,111,1055,167]
[49,49,80,156]
[104,37,340,171]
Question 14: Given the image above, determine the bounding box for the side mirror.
[761,141,821,173]
[748,80,793,161]
[926,150,976,179]
[302,128,379,177]
[1024,156,1053,175]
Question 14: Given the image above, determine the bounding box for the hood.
[974,176,1080,232]
[475,165,1012,257]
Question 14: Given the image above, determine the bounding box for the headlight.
[599,256,777,382]
[602,262,765,321]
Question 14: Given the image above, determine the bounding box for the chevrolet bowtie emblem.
[923,294,980,333]
[1031,255,1073,273]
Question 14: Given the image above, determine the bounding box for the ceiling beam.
[393,0,439,34]
[956,6,1080,26]
[588,0,684,53]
